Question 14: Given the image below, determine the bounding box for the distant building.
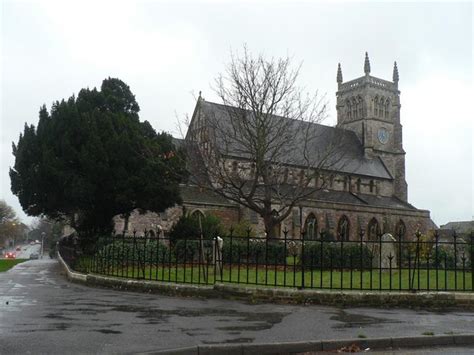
[117,53,432,240]
[440,221,474,238]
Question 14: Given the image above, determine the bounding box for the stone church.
[116,53,432,240]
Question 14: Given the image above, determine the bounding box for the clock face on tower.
[377,127,389,144]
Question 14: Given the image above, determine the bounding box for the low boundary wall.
[57,252,474,309]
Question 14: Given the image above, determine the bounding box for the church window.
[343,176,348,191]
[369,180,375,193]
[357,96,363,117]
[304,213,317,240]
[232,161,238,173]
[337,215,350,241]
[384,99,390,118]
[356,178,361,193]
[395,220,406,240]
[191,210,205,224]
[378,96,385,118]
[374,96,379,116]
[367,218,380,241]
[352,98,358,118]
[249,209,258,224]
[299,169,305,184]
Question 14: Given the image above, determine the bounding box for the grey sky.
[1,0,472,227]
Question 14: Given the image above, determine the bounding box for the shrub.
[95,238,172,269]
[222,237,287,265]
[173,239,214,263]
[431,246,456,268]
[300,241,373,269]
[169,214,223,245]
[229,220,256,238]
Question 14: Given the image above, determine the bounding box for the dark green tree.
[10,78,185,243]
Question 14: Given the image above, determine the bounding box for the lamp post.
[41,232,45,259]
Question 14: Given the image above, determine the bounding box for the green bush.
[300,241,373,269]
[222,237,286,264]
[95,238,172,268]
[173,239,214,263]
[169,214,223,245]
[229,220,256,238]
[432,246,456,268]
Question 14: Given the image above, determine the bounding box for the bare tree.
[185,48,351,237]
[0,200,21,247]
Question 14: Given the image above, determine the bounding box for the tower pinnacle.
[337,63,343,84]
[392,61,399,84]
[364,52,371,75]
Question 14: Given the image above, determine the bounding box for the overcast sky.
[1,0,472,227]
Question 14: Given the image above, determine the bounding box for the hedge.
[300,241,373,269]
[221,237,287,264]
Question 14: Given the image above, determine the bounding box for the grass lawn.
[82,260,474,291]
[0,259,27,272]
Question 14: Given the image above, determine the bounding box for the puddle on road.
[108,304,286,338]
[330,309,401,329]
[13,322,72,332]
[92,329,122,334]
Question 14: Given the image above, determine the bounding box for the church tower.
[336,53,407,202]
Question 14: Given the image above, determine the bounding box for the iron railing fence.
[58,230,474,292]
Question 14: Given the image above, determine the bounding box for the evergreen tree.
[10,78,185,242]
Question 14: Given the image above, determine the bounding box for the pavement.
[1,259,474,354]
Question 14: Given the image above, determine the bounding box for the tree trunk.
[263,213,276,239]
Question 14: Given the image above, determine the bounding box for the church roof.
[177,183,417,211]
[440,221,474,234]
[180,184,236,206]
[199,100,392,180]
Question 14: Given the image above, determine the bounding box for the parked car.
[29,253,39,260]
[5,252,16,259]
[30,241,35,245]
[16,247,21,251]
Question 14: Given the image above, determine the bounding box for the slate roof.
[180,184,236,206]
[177,183,416,211]
[440,221,474,234]
[199,100,392,180]
[309,189,417,210]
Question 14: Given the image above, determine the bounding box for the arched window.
[191,210,205,223]
[346,99,352,119]
[369,180,375,193]
[343,176,348,191]
[299,169,305,184]
[367,218,380,241]
[357,96,363,117]
[374,96,379,116]
[395,220,406,240]
[337,215,350,241]
[378,96,385,117]
[352,97,358,118]
[356,178,361,193]
[384,99,390,118]
[304,213,318,240]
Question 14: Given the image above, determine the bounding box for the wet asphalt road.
[1,260,474,354]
